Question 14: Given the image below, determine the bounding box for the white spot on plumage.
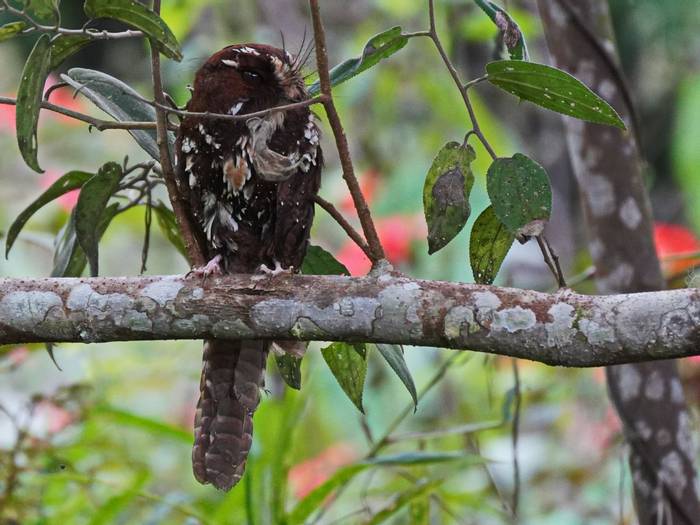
[239,46,260,56]
[230,101,244,115]
[222,58,239,68]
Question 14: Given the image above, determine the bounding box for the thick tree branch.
[1,274,699,367]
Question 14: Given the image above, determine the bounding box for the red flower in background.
[288,443,357,499]
[40,169,79,211]
[653,222,700,279]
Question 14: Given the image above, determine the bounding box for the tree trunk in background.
[536,0,700,523]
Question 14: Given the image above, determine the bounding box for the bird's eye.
[242,70,262,83]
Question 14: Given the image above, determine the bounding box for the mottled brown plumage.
[176,44,322,491]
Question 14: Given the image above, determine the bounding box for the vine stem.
[309,0,386,264]
[149,0,206,267]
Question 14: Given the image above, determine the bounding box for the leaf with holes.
[487,154,552,241]
[49,34,93,70]
[52,203,121,277]
[16,34,52,173]
[469,205,515,284]
[375,344,417,410]
[486,60,626,129]
[423,142,475,254]
[62,68,174,162]
[307,26,408,96]
[0,22,28,42]
[473,0,528,60]
[301,244,350,275]
[6,170,92,258]
[83,0,182,60]
[274,354,302,390]
[74,162,124,276]
[152,202,187,259]
[321,342,367,413]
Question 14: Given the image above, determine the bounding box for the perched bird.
[176,43,322,491]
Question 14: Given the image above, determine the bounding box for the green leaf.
[152,202,187,259]
[49,34,93,70]
[94,404,191,443]
[365,479,444,525]
[307,26,408,96]
[409,496,430,525]
[5,170,92,258]
[301,244,350,275]
[486,60,626,129]
[52,203,121,277]
[0,22,28,42]
[469,205,515,284]
[365,452,468,466]
[74,162,124,276]
[473,0,528,60]
[423,142,476,254]
[62,68,174,162]
[83,0,182,61]
[23,0,59,24]
[321,342,367,413]
[375,344,418,411]
[486,154,552,240]
[16,33,52,173]
[274,353,302,390]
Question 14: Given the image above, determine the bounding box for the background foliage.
[1,0,700,523]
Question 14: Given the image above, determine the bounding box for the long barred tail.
[192,339,268,491]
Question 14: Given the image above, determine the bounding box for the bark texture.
[1,274,700,366]
[537,0,700,522]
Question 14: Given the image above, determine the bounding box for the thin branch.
[313,195,372,260]
[0,95,157,131]
[426,0,497,160]
[149,0,206,267]
[309,0,386,265]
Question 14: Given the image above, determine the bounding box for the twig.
[313,195,372,260]
[149,0,206,267]
[309,0,386,265]
[0,95,157,131]
[425,0,498,160]
[536,235,567,288]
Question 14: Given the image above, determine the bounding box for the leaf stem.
[309,0,386,265]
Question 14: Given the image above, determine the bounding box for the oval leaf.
[74,162,124,276]
[83,0,182,61]
[423,142,475,254]
[375,344,418,410]
[22,0,59,23]
[469,205,515,284]
[274,354,302,390]
[301,244,350,275]
[6,170,92,257]
[308,26,408,96]
[62,68,173,162]
[321,342,367,413]
[486,154,552,240]
[49,34,93,70]
[16,34,52,173]
[486,60,626,129]
[0,22,28,43]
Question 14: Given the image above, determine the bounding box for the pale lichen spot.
[545,302,576,347]
[493,306,536,333]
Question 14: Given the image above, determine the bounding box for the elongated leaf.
[84,0,182,60]
[94,404,191,443]
[366,479,444,525]
[308,26,408,96]
[274,354,302,390]
[6,170,92,257]
[473,0,528,60]
[469,205,515,284]
[152,202,187,259]
[486,154,551,240]
[0,22,28,42]
[365,452,468,466]
[49,34,93,70]
[486,60,626,129]
[321,342,367,413]
[423,142,475,254]
[301,244,350,275]
[16,33,52,173]
[62,68,174,162]
[89,471,150,525]
[52,203,120,277]
[375,344,417,410]
[75,162,124,276]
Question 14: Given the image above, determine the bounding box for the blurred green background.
[1,0,699,523]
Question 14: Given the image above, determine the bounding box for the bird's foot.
[187,254,223,280]
[257,260,293,277]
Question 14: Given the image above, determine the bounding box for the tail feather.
[193,339,268,491]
